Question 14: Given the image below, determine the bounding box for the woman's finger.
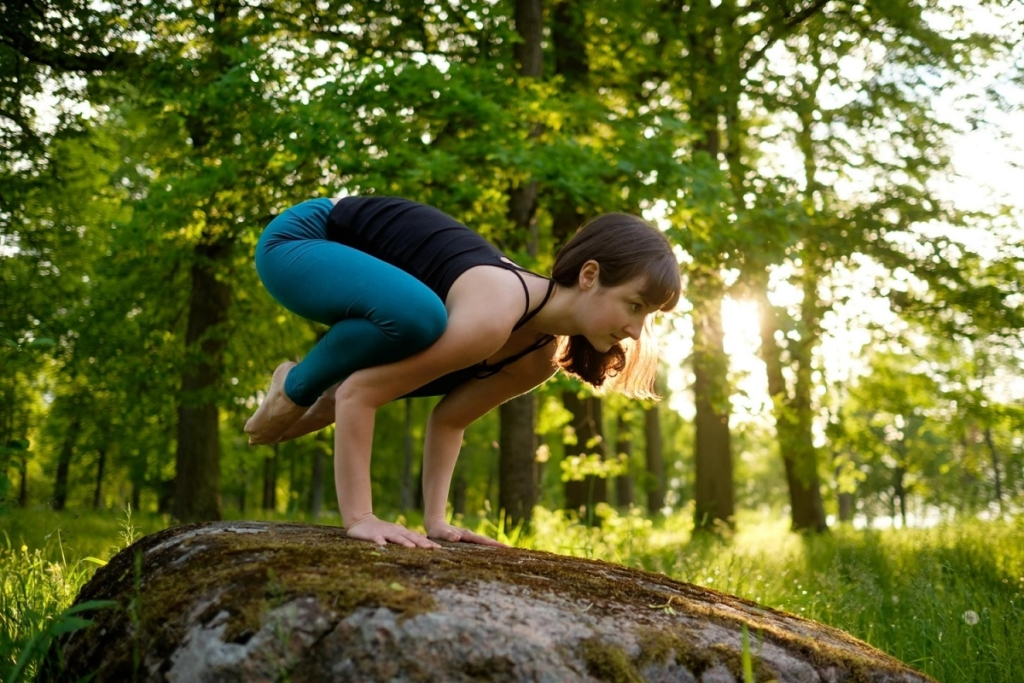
[464,531,506,547]
[446,527,505,547]
[400,529,439,549]
[390,534,417,548]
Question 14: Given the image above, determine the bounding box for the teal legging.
[254,199,449,406]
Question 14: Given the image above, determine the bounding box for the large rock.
[44,521,933,682]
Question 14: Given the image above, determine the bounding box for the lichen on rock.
[43,521,935,682]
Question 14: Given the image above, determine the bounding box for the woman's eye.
[631,303,640,313]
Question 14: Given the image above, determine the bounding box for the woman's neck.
[520,276,581,337]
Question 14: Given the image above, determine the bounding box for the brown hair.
[551,213,681,400]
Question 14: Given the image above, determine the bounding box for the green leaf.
[80,557,109,567]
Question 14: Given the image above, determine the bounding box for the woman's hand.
[425,520,507,547]
[345,515,441,549]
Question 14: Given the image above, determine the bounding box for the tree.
[644,403,665,514]
[562,389,608,521]
[758,1,1015,529]
[497,0,544,532]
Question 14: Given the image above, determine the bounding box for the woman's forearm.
[422,412,467,529]
[334,393,378,527]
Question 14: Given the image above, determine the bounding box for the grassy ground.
[2,505,1022,682]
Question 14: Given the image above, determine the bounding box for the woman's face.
[576,263,656,352]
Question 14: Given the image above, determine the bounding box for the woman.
[245,195,680,548]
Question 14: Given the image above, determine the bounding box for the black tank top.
[328,195,511,302]
[327,196,556,397]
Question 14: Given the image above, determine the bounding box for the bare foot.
[276,382,339,442]
[245,362,307,445]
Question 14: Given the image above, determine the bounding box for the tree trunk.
[691,275,734,531]
[237,459,247,515]
[173,242,229,523]
[838,491,854,523]
[983,425,1003,513]
[614,412,634,508]
[506,0,542,254]
[782,450,827,532]
[53,415,81,511]
[836,456,854,523]
[263,445,277,512]
[287,447,298,513]
[310,432,326,519]
[497,0,544,532]
[787,329,827,532]
[562,391,607,522]
[157,478,174,515]
[756,284,827,533]
[644,405,665,514]
[782,97,832,534]
[894,465,907,528]
[92,448,106,509]
[514,0,543,78]
[499,396,538,530]
[452,473,466,517]
[401,399,415,511]
[683,11,735,533]
[130,448,145,514]
[18,452,28,508]
[171,0,241,523]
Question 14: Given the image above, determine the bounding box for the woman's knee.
[372,288,447,352]
[401,294,448,351]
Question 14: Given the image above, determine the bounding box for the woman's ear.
[578,260,600,290]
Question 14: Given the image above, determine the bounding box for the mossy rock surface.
[44,521,933,682]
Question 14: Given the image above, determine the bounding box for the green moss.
[47,524,444,681]
[633,626,682,667]
[737,620,887,683]
[634,626,721,676]
[578,637,644,683]
[131,528,438,644]
[708,642,780,683]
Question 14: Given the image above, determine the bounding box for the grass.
[1,505,1022,682]
[519,505,1024,683]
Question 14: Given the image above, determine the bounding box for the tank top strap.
[512,277,555,331]
[471,334,557,379]
[496,259,555,332]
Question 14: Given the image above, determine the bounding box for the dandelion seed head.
[963,610,979,625]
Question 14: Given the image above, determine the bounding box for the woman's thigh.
[255,207,447,338]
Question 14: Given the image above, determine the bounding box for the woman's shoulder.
[446,267,531,328]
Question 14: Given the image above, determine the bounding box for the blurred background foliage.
[1,0,1022,534]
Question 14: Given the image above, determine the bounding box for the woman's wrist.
[341,509,375,529]
[423,511,447,531]
[420,501,446,535]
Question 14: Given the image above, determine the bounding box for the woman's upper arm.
[338,293,519,407]
[431,345,558,429]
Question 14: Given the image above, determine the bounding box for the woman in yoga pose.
[245,195,680,548]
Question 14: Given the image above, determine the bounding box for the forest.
[2,0,1023,537]
[3,1,1024,681]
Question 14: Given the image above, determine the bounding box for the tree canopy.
[1,0,1021,530]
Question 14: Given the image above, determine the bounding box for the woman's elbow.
[429,403,474,433]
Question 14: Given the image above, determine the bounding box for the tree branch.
[741,0,831,73]
[0,30,139,74]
